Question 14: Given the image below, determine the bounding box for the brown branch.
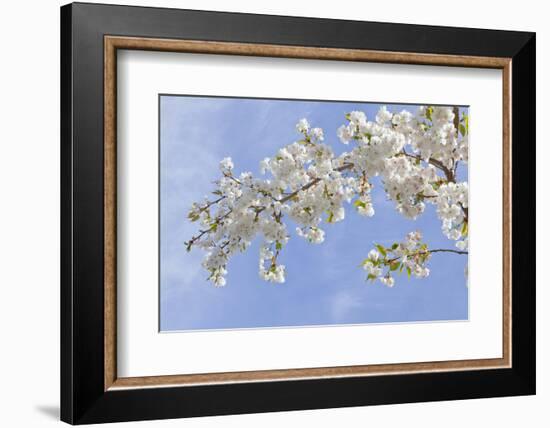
[461,205,469,223]
[188,163,354,246]
[185,228,210,248]
[400,151,455,183]
[429,248,468,255]
[278,162,354,204]
[453,106,460,135]
[223,173,242,185]
[385,247,467,264]
[198,196,225,211]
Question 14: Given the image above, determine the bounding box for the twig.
[385,247,468,264]
[278,163,354,204]
[400,151,455,183]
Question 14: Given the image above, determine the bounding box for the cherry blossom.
[185,105,469,287]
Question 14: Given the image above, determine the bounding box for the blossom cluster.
[185,105,469,287]
[362,231,432,288]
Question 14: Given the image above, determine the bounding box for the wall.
[0,0,545,426]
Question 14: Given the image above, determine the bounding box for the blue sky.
[159,95,468,332]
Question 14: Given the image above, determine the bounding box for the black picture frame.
[61,2,535,424]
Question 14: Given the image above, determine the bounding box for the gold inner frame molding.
[104,35,512,391]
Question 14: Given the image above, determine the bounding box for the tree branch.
[385,247,467,264]
[429,248,468,255]
[453,106,460,135]
[278,162,354,204]
[400,151,455,183]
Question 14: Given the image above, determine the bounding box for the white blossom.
[376,106,393,125]
[337,124,353,144]
[368,249,380,262]
[297,226,325,244]
[380,276,395,287]
[219,157,234,174]
[456,239,468,251]
[311,127,324,141]
[296,118,310,134]
[186,105,469,287]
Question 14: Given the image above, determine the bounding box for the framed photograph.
[60,2,535,424]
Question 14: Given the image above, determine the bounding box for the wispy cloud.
[329,290,364,322]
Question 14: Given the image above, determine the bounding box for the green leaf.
[187,213,200,222]
[354,199,366,209]
[275,241,282,251]
[461,222,468,237]
[406,266,411,279]
[326,210,334,223]
[459,124,466,137]
[391,243,399,250]
[390,261,400,271]
[367,273,377,282]
[375,244,387,257]
[426,106,434,122]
